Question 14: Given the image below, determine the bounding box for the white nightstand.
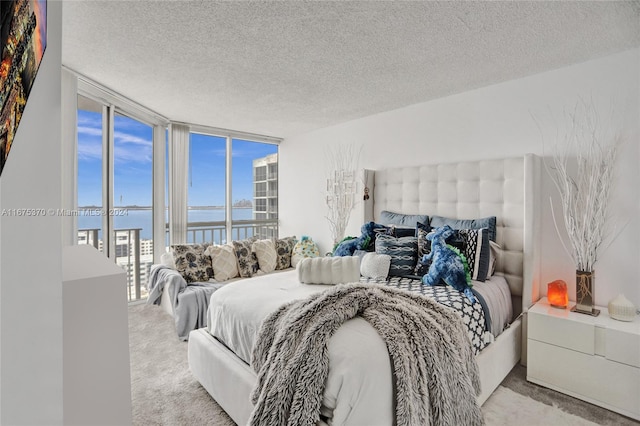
[527,297,640,421]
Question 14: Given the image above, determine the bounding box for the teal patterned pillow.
[375,234,418,277]
[291,236,320,267]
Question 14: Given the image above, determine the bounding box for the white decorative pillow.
[160,251,176,269]
[297,256,361,285]
[360,252,391,280]
[253,239,277,274]
[205,244,238,281]
[489,240,501,277]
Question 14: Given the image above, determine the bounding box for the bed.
[188,154,541,425]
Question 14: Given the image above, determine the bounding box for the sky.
[77,109,277,207]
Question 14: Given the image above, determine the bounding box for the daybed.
[146,236,298,340]
[188,155,541,425]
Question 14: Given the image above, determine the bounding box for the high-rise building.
[77,232,153,301]
[252,153,278,239]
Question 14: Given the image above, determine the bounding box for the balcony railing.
[78,219,278,304]
[78,228,147,303]
[173,219,279,244]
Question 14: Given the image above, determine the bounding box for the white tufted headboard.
[363,154,540,317]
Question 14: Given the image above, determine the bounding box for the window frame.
[76,77,169,262]
[185,124,280,244]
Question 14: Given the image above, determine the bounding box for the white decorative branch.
[544,99,621,272]
[325,144,361,247]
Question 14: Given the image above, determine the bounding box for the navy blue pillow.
[430,215,497,242]
[375,234,418,277]
[388,225,416,238]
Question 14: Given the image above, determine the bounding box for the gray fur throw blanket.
[249,283,484,426]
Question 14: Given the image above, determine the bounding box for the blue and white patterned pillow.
[375,234,418,277]
[458,228,490,282]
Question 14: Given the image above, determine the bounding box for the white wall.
[280,48,640,308]
[0,2,63,424]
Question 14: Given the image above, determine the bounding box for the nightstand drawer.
[527,298,640,420]
[607,328,640,368]
[528,339,640,418]
[528,310,594,354]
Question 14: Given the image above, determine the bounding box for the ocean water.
[78,207,254,241]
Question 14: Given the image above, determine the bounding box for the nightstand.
[527,297,640,421]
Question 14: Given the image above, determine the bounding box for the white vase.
[608,294,637,322]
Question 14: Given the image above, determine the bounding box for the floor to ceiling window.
[186,133,227,243]
[75,79,280,301]
[76,88,165,303]
[183,129,279,244]
[77,94,104,250]
[113,112,154,301]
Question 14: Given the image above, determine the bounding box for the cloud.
[114,130,152,164]
[115,131,152,147]
[207,147,226,157]
[114,146,152,164]
[77,125,102,138]
[77,113,102,128]
[77,126,153,164]
[77,139,102,161]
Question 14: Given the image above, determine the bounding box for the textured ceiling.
[62,1,640,138]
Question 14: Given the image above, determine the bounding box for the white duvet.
[206,270,511,425]
[207,270,394,425]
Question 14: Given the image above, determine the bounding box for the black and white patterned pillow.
[359,275,489,355]
[274,236,297,270]
[171,244,213,283]
[414,222,432,275]
[232,238,259,278]
[375,234,418,277]
[458,228,490,282]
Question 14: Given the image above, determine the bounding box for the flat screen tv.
[0,0,47,177]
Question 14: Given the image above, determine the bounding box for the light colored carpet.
[129,303,639,426]
[483,387,600,426]
[129,303,234,426]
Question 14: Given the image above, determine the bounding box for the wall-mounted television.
[0,0,47,177]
